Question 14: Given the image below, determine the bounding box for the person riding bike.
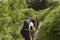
[21,17,35,40]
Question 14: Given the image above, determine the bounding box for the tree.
[27,0,49,11]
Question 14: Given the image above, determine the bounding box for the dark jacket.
[21,19,31,35]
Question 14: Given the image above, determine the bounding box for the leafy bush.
[0,0,39,40]
[38,5,60,40]
[0,1,36,40]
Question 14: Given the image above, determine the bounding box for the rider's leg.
[25,35,30,40]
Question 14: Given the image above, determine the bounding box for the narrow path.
[34,21,43,40]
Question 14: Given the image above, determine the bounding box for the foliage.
[27,0,49,11]
[0,0,60,40]
[38,5,60,40]
[0,1,36,39]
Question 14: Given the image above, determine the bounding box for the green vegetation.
[0,0,60,40]
[38,5,60,40]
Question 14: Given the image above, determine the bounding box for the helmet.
[26,17,30,19]
[32,18,35,20]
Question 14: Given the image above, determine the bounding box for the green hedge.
[0,0,36,40]
[38,5,60,40]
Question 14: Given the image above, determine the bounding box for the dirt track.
[34,21,43,40]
